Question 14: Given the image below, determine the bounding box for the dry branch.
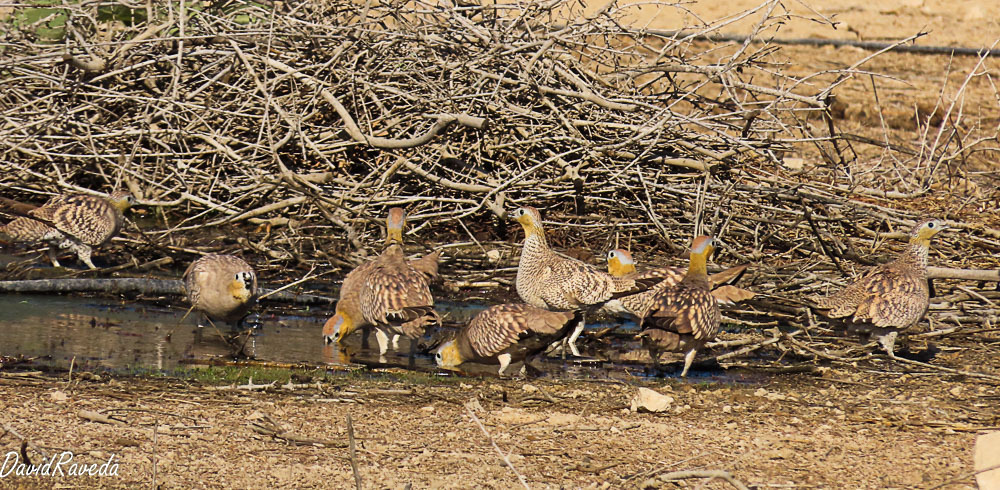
[0,279,333,304]
[0,0,998,343]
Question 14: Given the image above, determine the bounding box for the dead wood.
[1,0,999,368]
[78,409,127,425]
[250,414,346,448]
[0,278,333,304]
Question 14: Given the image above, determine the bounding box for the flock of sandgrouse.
[0,190,946,376]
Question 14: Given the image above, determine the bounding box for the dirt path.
[0,364,991,489]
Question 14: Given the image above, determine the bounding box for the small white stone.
[975,431,1000,488]
[629,387,674,413]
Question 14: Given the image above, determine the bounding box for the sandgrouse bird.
[435,303,578,375]
[512,206,655,357]
[323,208,438,356]
[183,254,258,328]
[812,219,945,358]
[637,236,721,377]
[602,248,753,322]
[0,191,134,269]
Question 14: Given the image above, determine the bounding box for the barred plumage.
[323,207,439,356]
[0,191,134,269]
[602,249,753,320]
[637,236,721,377]
[435,304,577,375]
[812,219,945,357]
[512,206,653,356]
[183,254,257,327]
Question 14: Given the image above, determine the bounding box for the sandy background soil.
[2,1,1000,489]
[0,363,994,489]
[585,0,1000,47]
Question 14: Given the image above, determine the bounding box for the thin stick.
[256,266,329,300]
[655,469,750,490]
[0,422,50,462]
[151,423,157,490]
[924,462,1000,490]
[466,403,530,490]
[890,356,1000,383]
[347,413,363,490]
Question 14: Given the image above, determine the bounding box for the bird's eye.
[608,251,615,259]
[927,222,935,228]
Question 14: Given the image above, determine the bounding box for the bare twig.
[466,401,530,490]
[347,413,363,490]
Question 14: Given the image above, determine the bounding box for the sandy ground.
[583,0,1000,48]
[0,362,995,489]
[2,1,1000,489]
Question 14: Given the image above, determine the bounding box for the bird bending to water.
[324,208,439,357]
[435,303,577,375]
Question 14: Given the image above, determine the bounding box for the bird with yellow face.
[812,219,946,357]
[0,190,135,269]
[637,236,721,377]
[511,206,657,357]
[323,208,438,358]
[435,304,577,376]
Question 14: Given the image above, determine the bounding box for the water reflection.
[0,294,755,382]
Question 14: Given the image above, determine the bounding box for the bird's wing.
[852,269,928,328]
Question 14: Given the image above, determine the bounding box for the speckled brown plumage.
[0,191,133,269]
[602,249,752,321]
[637,236,720,377]
[812,219,945,356]
[359,244,436,338]
[183,254,257,326]
[513,208,650,311]
[324,208,440,355]
[512,206,654,356]
[408,249,441,281]
[435,304,577,375]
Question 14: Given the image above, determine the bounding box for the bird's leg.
[565,313,586,357]
[72,242,96,270]
[407,338,417,370]
[374,329,391,356]
[360,325,371,350]
[878,331,899,360]
[497,353,512,376]
[46,246,62,268]
[680,348,698,377]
